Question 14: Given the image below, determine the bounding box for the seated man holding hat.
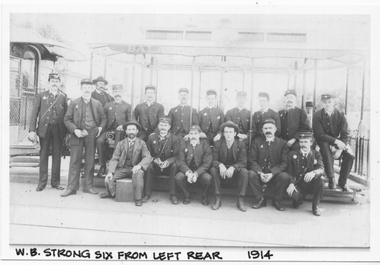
[175,125,213,206]
[285,131,325,216]
[145,117,181,204]
[210,121,249,212]
[96,84,132,177]
[313,93,354,191]
[99,121,151,206]
[247,118,290,211]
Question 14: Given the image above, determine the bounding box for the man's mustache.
[191,137,197,140]
[287,101,293,104]
[265,132,272,135]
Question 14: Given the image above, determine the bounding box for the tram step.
[10,162,39,168]
[10,156,40,163]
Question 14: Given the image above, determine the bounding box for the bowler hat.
[122,121,141,131]
[92,76,108,85]
[284,89,297,97]
[220,121,239,133]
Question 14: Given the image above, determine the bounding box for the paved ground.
[8,158,370,248]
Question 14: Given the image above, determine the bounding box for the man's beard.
[127,133,136,139]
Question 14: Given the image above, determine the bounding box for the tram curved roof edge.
[11,26,87,62]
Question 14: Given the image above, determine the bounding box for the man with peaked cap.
[175,125,213,205]
[144,117,181,204]
[198,89,225,145]
[225,91,251,145]
[251,92,281,140]
[313,93,354,191]
[91,76,113,106]
[285,131,325,216]
[134,85,165,141]
[99,121,151,206]
[168,88,199,140]
[61,78,106,197]
[278,89,311,151]
[247,118,290,211]
[210,121,249,212]
[28,72,68,191]
[95,84,132,177]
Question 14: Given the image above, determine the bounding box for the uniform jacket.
[146,133,180,165]
[134,101,165,133]
[251,108,281,139]
[64,97,106,144]
[29,90,68,138]
[212,138,247,171]
[278,107,311,141]
[286,149,324,183]
[103,100,132,131]
[177,139,212,176]
[198,107,225,136]
[91,90,113,106]
[313,108,349,145]
[248,136,288,176]
[168,105,199,135]
[225,107,250,134]
[108,137,151,173]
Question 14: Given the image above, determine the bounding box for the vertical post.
[140,62,146,103]
[220,65,225,111]
[249,58,255,148]
[242,68,246,92]
[198,70,202,111]
[190,56,196,125]
[155,69,159,103]
[293,60,298,90]
[89,52,94,79]
[130,54,137,120]
[301,58,307,109]
[360,61,366,121]
[287,73,291,90]
[150,56,154,84]
[103,56,108,79]
[344,66,349,115]
[313,60,317,113]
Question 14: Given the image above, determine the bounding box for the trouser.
[175,172,212,198]
[67,128,97,191]
[38,124,63,188]
[96,130,125,166]
[248,170,292,202]
[210,166,249,196]
[318,141,354,187]
[296,175,325,207]
[145,163,178,195]
[104,166,144,200]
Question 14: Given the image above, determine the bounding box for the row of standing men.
[28,74,355,215]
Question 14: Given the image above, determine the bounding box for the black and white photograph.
[1,1,380,263]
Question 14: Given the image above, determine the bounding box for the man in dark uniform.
[305,100,314,125]
[225,91,250,144]
[198,89,225,145]
[168,88,199,140]
[91,76,113,106]
[247,119,290,211]
[96,84,132,177]
[134,85,165,141]
[28,73,68,191]
[99,121,151,206]
[210,121,249,212]
[175,125,213,205]
[278,89,311,151]
[144,117,181,204]
[251,92,281,140]
[61,78,106,197]
[286,132,325,216]
[313,94,354,191]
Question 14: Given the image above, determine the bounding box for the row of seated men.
[28,74,355,217]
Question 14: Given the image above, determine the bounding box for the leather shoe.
[96,165,106,178]
[328,178,336,189]
[52,185,64,190]
[99,192,112,199]
[292,200,302,209]
[212,195,222,210]
[312,206,321,216]
[183,197,190,205]
[36,186,44,192]
[252,197,267,209]
[61,190,76,197]
[142,195,151,203]
[237,196,247,212]
[83,188,98,195]
[135,200,142,207]
[201,196,209,206]
[170,195,179,205]
[272,199,285,211]
[339,184,352,192]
